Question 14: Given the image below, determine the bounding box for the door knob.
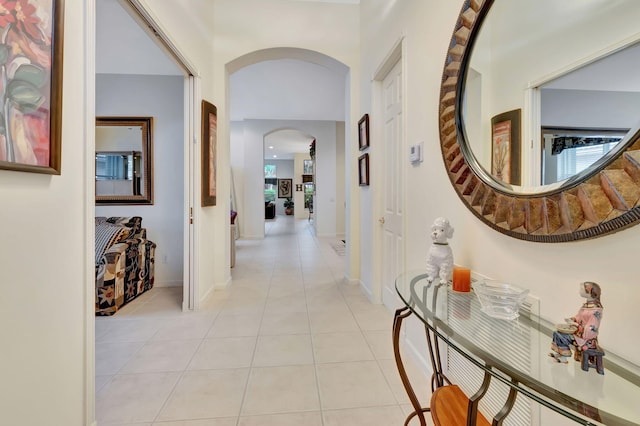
[379,217,385,224]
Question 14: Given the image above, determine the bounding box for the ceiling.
[96,0,347,160]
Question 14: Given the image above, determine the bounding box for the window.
[264,164,277,202]
[264,164,277,178]
[303,159,314,174]
[304,183,314,209]
[556,142,619,181]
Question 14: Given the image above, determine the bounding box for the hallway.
[95,216,430,425]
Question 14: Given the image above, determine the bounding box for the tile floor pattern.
[96,216,434,425]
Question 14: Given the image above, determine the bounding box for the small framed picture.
[201,100,218,206]
[358,153,370,186]
[358,113,370,151]
[490,109,521,185]
[277,178,293,198]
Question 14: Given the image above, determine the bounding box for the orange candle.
[452,266,471,292]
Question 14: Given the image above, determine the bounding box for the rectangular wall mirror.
[96,117,153,205]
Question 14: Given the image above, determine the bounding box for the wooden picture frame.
[277,178,292,198]
[358,113,370,151]
[491,109,521,185]
[201,100,217,206]
[358,153,370,186]
[0,0,64,174]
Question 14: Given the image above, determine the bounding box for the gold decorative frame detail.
[439,0,640,242]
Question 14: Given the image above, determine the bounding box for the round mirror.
[439,0,640,242]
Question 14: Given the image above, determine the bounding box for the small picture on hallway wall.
[201,100,217,206]
[0,0,64,175]
[278,178,293,198]
[358,113,370,151]
[358,153,369,186]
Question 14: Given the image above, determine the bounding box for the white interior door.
[382,60,404,309]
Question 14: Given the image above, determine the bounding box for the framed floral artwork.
[491,109,521,185]
[0,0,64,174]
[201,100,217,206]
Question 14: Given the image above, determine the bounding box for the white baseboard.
[214,276,232,290]
[344,274,359,285]
[317,233,337,238]
[403,334,432,377]
[196,285,215,311]
[358,280,376,303]
[154,281,182,288]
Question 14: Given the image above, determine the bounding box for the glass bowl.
[472,280,529,320]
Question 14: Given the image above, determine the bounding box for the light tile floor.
[96,216,433,425]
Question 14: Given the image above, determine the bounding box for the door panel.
[382,60,403,309]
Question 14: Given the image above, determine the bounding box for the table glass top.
[395,270,640,426]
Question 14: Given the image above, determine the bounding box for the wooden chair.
[430,385,491,426]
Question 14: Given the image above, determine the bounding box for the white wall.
[335,121,346,237]
[359,0,640,374]
[95,74,184,287]
[140,0,227,298]
[231,119,339,238]
[0,3,90,424]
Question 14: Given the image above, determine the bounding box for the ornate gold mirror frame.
[439,0,640,242]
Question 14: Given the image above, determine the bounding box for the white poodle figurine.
[426,217,454,284]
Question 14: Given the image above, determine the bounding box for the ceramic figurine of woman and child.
[549,281,603,367]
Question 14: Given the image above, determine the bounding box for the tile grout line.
[297,220,326,426]
[235,242,275,425]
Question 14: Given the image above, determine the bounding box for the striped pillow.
[95,223,131,264]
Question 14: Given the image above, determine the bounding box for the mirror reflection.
[96,151,142,194]
[462,0,640,194]
[96,117,153,205]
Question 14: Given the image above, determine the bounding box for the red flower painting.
[0,0,57,171]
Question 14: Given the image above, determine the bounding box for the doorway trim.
[372,36,406,307]
[86,1,199,423]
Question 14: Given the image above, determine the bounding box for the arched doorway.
[227,48,349,242]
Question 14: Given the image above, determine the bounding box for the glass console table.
[393,270,640,426]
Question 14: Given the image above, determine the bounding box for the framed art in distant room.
[278,178,292,198]
[358,113,370,151]
[202,100,217,206]
[358,153,369,186]
[0,0,65,175]
[490,109,521,185]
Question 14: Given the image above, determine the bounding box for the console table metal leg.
[393,306,429,426]
[426,326,450,391]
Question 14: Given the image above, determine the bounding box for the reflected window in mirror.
[96,117,153,205]
[96,151,142,195]
[541,128,626,185]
